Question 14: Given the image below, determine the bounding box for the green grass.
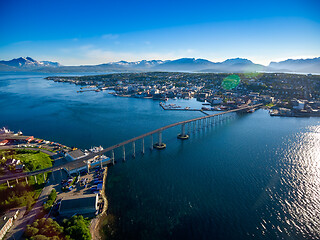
[221,74,241,90]
[0,149,53,214]
[12,150,52,171]
[266,103,275,108]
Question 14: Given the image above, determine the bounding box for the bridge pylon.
[177,123,189,140]
[154,131,166,149]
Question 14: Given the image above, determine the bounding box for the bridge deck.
[0,104,262,184]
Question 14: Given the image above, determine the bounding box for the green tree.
[25,218,64,239]
[63,216,91,240]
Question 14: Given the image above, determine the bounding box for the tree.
[25,218,64,239]
[63,216,91,240]
[44,189,57,211]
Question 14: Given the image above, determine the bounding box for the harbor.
[0,127,110,240]
[1,73,320,239]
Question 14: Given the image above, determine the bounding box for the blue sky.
[0,0,319,65]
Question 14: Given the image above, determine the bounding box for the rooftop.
[59,194,98,217]
[67,149,86,160]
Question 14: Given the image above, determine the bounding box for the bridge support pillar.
[111,150,115,165]
[123,145,126,161]
[178,124,189,140]
[150,135,153,150]
[43,173,46,182]
[142,138,145,154]
[132,142,136,158]
[25,177,28,185]
[7,180,10,188]
[154,131,166,149]
[16,178,18,184]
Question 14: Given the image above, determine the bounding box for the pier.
[0,104,262,184]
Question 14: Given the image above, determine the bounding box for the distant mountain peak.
[0,56,319,73]
[268,57,320,73]
[25,57,37,62]
[0,57,61,69]
[222,58,253,65]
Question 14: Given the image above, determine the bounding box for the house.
[6,159,20,166]
[15,164,25,172]
[58,194,98,218]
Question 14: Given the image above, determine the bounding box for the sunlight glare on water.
[262,125,320,239]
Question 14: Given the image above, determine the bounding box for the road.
[4,168,66,240]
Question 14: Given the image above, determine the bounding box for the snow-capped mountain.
[0,56,319,73]
[0,57,61,69]
[110,60,168,68]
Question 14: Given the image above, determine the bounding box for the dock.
[160,102,210,115]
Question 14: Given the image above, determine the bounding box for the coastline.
[90,166,108,240]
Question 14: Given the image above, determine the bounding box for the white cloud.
[57,45,203,65]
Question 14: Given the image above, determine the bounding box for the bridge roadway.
[0,103,262,184]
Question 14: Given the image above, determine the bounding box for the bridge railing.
[0,103,262,184]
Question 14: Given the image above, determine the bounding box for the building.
[65,156,111,175]
[0,210,19,240]
[65,149,86,161]
[292,99,306,110]
[0,216,12,240]
[58,194,98,218]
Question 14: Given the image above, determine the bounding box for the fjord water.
[1,73,320,239]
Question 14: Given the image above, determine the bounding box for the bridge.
[0,104,262,185]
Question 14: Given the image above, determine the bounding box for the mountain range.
[0,56,319,73]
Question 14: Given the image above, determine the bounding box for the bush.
[25,216,91,240]
[63,215,91,240]
[25,218,64,239]
[43,189,57,211]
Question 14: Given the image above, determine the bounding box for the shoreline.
[90,166,108,240]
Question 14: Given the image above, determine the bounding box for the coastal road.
[4,168,65,240]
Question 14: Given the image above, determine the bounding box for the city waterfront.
[1,73,320,239]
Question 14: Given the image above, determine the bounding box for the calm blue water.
[1,73,320,239]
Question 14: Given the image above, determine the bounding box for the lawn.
[13,149,53,171]
[0,149,53,214]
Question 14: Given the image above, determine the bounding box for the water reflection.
[262,125,320,239]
